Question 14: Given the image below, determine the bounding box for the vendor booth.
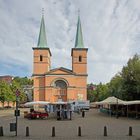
[24,101,73,120]
[24,101,50,119]
[95,96,140,119]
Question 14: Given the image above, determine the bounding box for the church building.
[32,13,88,102]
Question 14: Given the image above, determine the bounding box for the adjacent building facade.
[33,14,88,102]
[0,75,14,84]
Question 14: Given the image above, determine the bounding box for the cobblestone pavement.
[0,108,140,140]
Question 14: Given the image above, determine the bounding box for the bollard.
[0,126,4,136]
[128,126,132,136]
[52,126,55,137]
[26,126,29,137]
[104,126,107,136]
[78,126,81,136]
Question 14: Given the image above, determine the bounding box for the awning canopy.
[24,101,50,107]
[50,101,68,105]
[95,96,140,105]
[95,96,126,105]
[124,100,140,105]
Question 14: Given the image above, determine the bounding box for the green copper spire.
[37,12,47,48]
[75,14,84,48]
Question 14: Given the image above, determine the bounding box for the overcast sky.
[0,0,140,84]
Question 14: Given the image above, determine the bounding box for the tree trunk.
[8,101,10,107]
[2,102,4,108]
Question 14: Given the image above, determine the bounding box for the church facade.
[32,14,88,102]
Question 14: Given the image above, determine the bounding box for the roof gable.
[46,67,75,75]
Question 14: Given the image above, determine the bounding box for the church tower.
[32,11,88,102]
[71,15,88,75]
[33,14,51,75]
[32,13,51,101]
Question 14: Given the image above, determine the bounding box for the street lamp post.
[116,97,119,119]
[15,89,20,136]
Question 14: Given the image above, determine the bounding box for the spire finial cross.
[42,8,44,16]
[78,9,80,16]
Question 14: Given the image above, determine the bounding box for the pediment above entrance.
[45,67,75,75]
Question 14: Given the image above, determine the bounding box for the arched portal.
[53,80,67,101]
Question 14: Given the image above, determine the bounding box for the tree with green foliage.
[0,77,32,107]
[13,77,33,86]
[87,83,109,102]
[108,74,124,99]
[87,83,97,102]
[10,78,28,103]
[121,54,140,100]
[0,81,13,107]
[96,83,109,101]
[87,54,140,102]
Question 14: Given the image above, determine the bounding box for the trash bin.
[10,123,16,131]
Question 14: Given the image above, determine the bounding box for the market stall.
[95,96,126,115]
[94,96,140,119]
[50,101,72,120]
[24,101,50,119]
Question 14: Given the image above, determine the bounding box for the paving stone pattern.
[0,109,140,140]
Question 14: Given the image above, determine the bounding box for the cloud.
[0,0,139,84]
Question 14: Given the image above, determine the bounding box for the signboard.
[14,110,20,116]
[77,94,83,100]
[16,89,20,97]
[10,123,16,131]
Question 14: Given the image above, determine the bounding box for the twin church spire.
[37,13,47,48]
[37,11,84,48]
[75,14,84,48]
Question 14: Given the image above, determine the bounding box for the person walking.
[82,110,85,118]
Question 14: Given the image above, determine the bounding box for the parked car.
[25,111,49,119]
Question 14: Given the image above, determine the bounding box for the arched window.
[79,56,82,62]
[40,55,43,61]
[54,80,67,89]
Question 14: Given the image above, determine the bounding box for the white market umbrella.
[95,96,126,105]
[124,100,140,105]
[51,101,68,105]
[24,101,50,107]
